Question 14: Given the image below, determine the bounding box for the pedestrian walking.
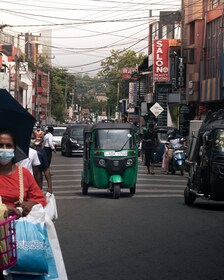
[34,138,53,193]
[142,123,158,174]
[43,126,56,166]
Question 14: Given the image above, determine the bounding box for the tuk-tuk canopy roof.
[188,109,224,162]
[198,109,224,136]
[83,122,138,134]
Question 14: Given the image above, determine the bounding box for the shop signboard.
[153,39,169,82]
[179,104,191,137]
[121,68,137,80]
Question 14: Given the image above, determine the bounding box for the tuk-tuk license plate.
[104,151,127,156]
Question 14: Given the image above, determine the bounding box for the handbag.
[45,192,58,221]
[8,167,48,275]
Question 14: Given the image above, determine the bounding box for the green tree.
[98,49,146,117]
[50,68,76,123]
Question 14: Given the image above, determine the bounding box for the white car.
[52,126,67,150]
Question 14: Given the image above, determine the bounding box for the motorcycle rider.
[167,129,182,149]
[165,129,184,174]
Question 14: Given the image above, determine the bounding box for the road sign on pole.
[150,102,164,117]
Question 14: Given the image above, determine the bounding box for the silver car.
[52,126,67,150]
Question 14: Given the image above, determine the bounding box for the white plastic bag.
[45,192,58,221]
[45,213,68,280]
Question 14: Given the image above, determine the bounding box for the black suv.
[61,124,87,157]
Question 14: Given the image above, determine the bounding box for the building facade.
[0,30,50,124]
[184,0,224,118]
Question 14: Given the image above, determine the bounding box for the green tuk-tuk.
[81,122,138,199]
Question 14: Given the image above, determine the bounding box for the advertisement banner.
[153,39,169,82]
[122,68,137,80]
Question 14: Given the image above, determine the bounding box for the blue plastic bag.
[8,205,48,276]
[6,205,67,280]
[10,219,48,275]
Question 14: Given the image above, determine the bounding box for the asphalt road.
[47,153,224,280]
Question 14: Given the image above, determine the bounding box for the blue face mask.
[0,148,15,165]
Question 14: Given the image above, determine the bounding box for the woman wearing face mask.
[0,130,46,218]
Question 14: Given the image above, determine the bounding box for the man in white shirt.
[43,126,56,166]
[17,147,42,188]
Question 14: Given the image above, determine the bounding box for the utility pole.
[47,71,51,124]
[116,82,120,121]
[35,59,39,122]
[14,34,21,101]
[32,36,41,122]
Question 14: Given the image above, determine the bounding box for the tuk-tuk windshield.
[213,130,224,152]
[95,129,134,150]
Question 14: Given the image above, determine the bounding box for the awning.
[200,77,220,102]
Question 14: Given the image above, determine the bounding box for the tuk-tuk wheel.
[113,184,120,199]
[81,182,88,195]
[130,186,136,195]
[184,187,196,205]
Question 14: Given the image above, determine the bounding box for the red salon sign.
[153,39,169,82]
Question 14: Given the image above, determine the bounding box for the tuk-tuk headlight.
[98,159,106,167]
[126,158,134,166]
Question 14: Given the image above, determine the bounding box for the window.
[210,0,221,9]
[162,25,167,38]
[207,18,222,77]
[189,22,195,45]
[95,129,134,150]
[70,126,85,137]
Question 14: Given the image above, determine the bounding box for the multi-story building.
[0,30,51,124]
[184,0,224,118]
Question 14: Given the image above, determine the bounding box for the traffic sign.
[150,102,164,117]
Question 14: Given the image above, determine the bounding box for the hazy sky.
[0,0,181,76]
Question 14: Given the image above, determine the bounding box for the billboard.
[153,39,169,82]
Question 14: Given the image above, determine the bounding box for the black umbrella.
[0,89,36,160]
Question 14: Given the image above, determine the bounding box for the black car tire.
[184,187,196,205]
